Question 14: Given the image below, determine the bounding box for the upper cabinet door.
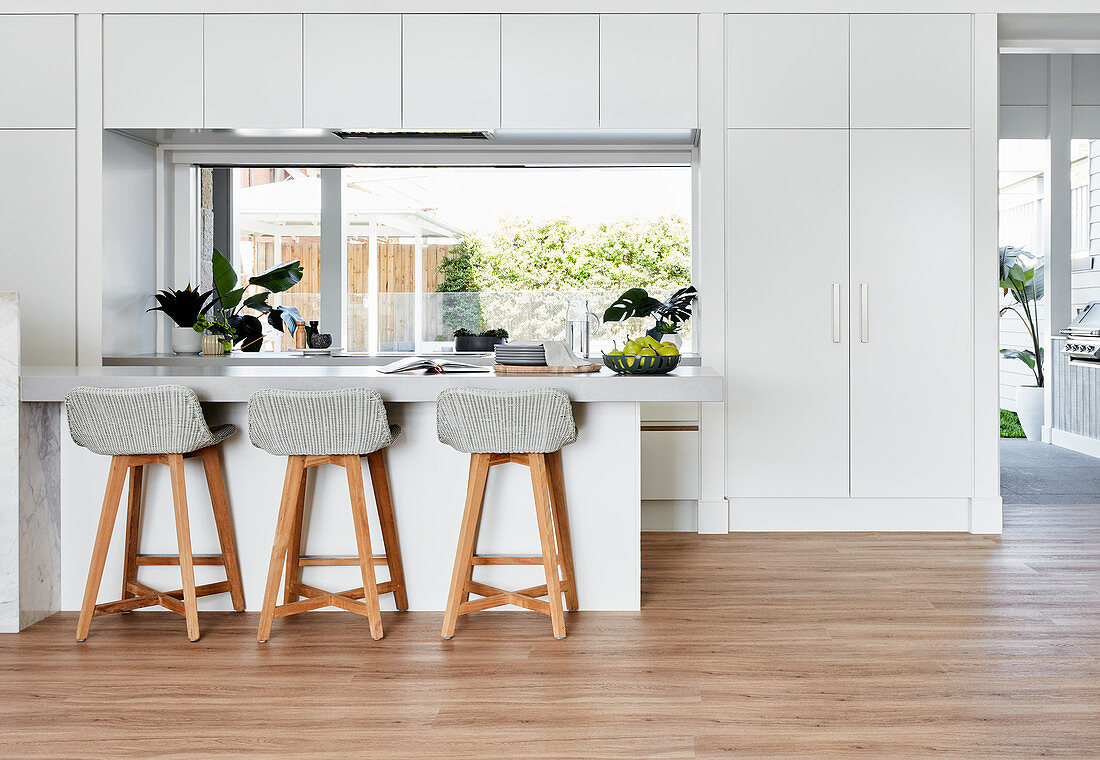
[104,15,203,128]
[0,15,74,128]
[727,15,848,129]
[403,15,500,129]
[304,14,401,130]
[849,130,972,498]
[850,14,971,128]
[600,14,698,128]
[204,14,303,129]
[501,15,598,129]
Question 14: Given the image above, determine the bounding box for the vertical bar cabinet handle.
[831,283,841,343]
[860,283,869,343]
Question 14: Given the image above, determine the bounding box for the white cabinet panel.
[849,130,972,497]
[599,14,697,128]
[402,15,500,129]
[0,131,75,364]
[204,14,303,129]
[641,430,700,500]
[501,15,598,128]
[304,14,401,129]
[727,15,848,128]
[104,14,203,128]
[727,130,851,498]
[0,15,74,128]
[850,14,971,128]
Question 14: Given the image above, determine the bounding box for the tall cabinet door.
[727,130,851,498]
[849,130,972,497]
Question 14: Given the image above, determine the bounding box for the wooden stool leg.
[530,454,567,639]
[200,446,246,612]
[441,453,490,639]
[120,464,144,604]
[76,456,129,641]
[366,450,408,611]
[258,456,304,642]
[546,450,579,611]
[168,454,200,642]
[345,455,384,640]
[282,466,307,605]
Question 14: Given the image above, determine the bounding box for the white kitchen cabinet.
[849,129,972,497]
[599,14,698,129]
[850,14,971,128]
[641,430,700,500]
[726,15,849,129]
[204,14,303,129]
[304,14,401,129]
[727,130,851,498]
[0,130,76,364]
[402,15,500,129]
[501,15,598,128]
[0,15,74,128]
[104,14,203,128]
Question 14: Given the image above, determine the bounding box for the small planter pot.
[1015,384,1044,441]
[454,336,506,352]
[201,333,227,357]
[171,326,202,355]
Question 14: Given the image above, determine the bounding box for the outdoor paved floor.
[1001,438,1100,503]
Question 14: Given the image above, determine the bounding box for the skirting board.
[1050,428,1100,460]
[729,497,974,532]
[646,498,1000,534]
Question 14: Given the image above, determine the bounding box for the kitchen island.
[8,364,721,630]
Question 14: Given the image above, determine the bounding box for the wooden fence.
[248,237,456,350]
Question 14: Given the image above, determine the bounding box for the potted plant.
[453,328,509,352]
[147,285,215,355]
[211,248,305,352]
[193,314,236,356]
[602,285,697,351]
[1000,246,1044,440]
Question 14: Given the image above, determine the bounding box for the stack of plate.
[494,343,547,366]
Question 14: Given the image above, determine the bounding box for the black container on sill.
[308,320,333,349]
[454,335,506,352]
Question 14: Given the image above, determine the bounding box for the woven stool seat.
[436,388,577,454]
[248,388,400,456]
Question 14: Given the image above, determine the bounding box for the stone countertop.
[20,365,723,403]
[103,352,703,367]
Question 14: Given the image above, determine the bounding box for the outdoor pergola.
[234,173,464,352]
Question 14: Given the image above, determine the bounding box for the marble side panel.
[0,292,19,632]
[19,402,60,628]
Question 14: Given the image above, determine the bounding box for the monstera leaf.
[602,288,662,323]
[651,286,697,324]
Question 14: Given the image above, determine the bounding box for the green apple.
[657,343,679,357]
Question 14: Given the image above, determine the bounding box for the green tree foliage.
[472,216,690,291]
[436,238,483,333]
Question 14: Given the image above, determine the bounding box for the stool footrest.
[297,555,390,567]
[470,555,548,565]
[135,554,226,566]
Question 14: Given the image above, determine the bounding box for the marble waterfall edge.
[0,292,61,632]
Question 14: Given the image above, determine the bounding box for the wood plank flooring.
[2,500,1098,759]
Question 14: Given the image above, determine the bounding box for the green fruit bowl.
[602,352,681,375]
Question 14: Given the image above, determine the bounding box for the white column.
[970,13,1003,534]
[414,234,425,354]
[75,14,103,367]
[696,13,729,533]
[319,168,345,347]
[368,223,379,354]
[1043,55,1073,443]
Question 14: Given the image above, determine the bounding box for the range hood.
[333,129,495,140]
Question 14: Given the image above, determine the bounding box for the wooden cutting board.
[493,363,602,375]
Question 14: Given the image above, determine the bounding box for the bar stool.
[65,385,245,642]
[249,388,407,642]
[437,387,579,640]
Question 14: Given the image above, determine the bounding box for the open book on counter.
[378,357,492,375]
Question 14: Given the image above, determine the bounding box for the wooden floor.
[3,501,1099,759]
